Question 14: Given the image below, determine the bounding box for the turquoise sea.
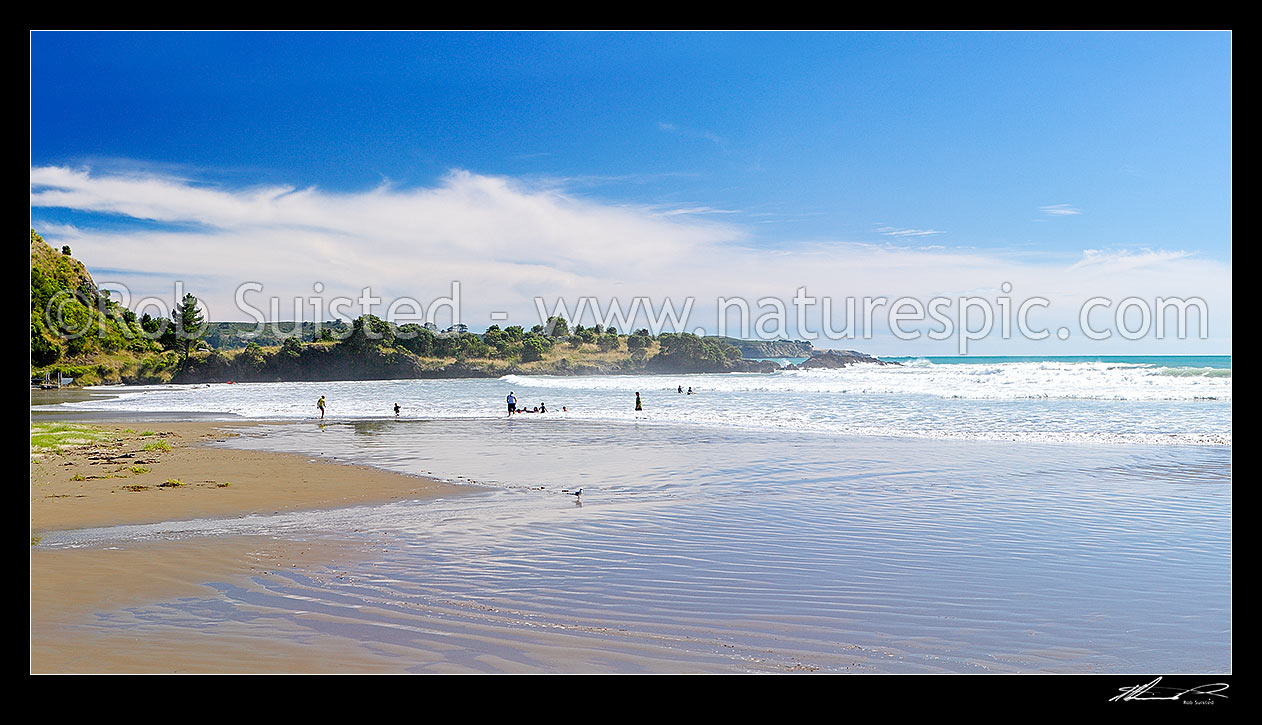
[885,354,1232,369]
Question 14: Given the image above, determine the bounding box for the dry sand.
[30,420,468,673]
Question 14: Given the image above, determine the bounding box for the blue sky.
[30,32,1232,353]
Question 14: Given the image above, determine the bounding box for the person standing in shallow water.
[635,392,642,412]
[507,391,517,416]
[317,395,326,420]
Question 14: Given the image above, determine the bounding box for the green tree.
[340,314,395,353]
[483,327,513,358]
[396,323,437,356]
[627,329,653,351]
[569,326,597,348]
[31,317,62,366]
[521,337,548,362]
[545,316,569,337]
[280,336,303,360]
[597,332,620,352]
[140,312,161,335]
[171,293,206,370]
[239,341,266,370]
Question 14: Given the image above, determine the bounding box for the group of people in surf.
[314,385,698,420]
[506,392,565,415]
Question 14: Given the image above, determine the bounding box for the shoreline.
[31,418,470,673]
[31,407,1232,673]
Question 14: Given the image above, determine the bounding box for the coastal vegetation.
[29,422,113,455]
[706,337,814,359]
[31,230,162,382]
[31,228,886,387]
[164,318,782,383]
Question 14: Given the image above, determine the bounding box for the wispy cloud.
[876,226,946,237]
[657,121,728,152]
[1039,204,1082,216]
[1070,248,1192,271]
[657,206,742,217]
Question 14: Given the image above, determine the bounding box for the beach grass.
[30,422,112,455]
[143,440,171,452]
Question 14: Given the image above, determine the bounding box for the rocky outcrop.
[705,337,814,359]
[785,350,896,370]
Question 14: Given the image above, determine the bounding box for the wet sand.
[31,422,467,531]
[31,414,1231,674]
[30,420,467,673]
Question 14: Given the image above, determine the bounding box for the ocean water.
[885,354,1232,369]
[35,358,1232,673]
[50,358,1231,445]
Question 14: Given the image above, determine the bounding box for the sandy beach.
[30,420,468,673]
[31,382,1231,674]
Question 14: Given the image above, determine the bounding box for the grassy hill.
[30,229,170,385]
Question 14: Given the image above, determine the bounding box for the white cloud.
[30,165,1230,352]
[657,206,742,217]
[1071,248,1192,271]
[876,226,945,237]
[1039,204,1082,216]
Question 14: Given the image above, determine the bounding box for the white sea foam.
[44,360,1230,445]
[503,359,1231,401]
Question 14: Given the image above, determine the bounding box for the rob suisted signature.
[1110,677,1229,703]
